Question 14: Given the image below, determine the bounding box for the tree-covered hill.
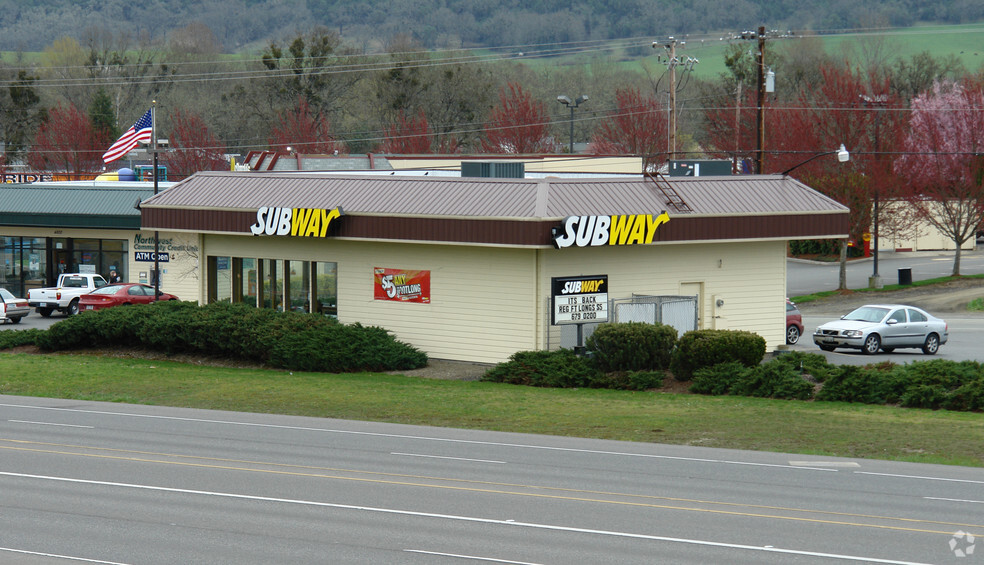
[0,0,981,53]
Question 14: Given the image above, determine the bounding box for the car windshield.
[843,306,889,323]
[0,288,14,300]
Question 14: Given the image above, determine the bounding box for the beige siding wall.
[130,231,201,302]
[204,235,539,364]
[536,240,788,350]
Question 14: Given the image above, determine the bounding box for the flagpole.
[152,101,161,301]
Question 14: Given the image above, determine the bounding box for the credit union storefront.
[0,182,199,301]
[139,171,848,364]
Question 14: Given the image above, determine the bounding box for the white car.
[1,288,30,324]
[813,304,948,355]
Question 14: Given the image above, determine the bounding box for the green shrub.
[588,370,665,391]
[585,322,678,372]
[816,364,908,404]
[729,362,815,400]
[691,359,814,400]
[944,379,984,412]
[0,328,45,349]
[34,301,427,373]
[669,329,765,381]
[481,349,601,388]
[690,361,750,395]
[769,351,838,383]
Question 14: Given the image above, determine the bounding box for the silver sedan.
[1,288,30,324]
[813,304,948,355]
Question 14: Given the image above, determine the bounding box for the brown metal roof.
[142,171,846,218]
[139,172,849,245]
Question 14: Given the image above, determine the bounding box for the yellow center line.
[1,438,981,536]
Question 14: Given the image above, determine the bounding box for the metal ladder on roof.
[644,171,693,213]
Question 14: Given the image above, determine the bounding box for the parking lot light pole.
[556,95,588,154]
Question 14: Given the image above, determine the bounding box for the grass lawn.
[1,352,981,467]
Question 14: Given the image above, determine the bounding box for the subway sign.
[552,212,669,249]
[249,206,344,237]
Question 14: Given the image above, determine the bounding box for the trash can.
[898,268,912,286]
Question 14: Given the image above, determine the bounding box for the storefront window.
[314,261,338,316]
[207,256,232,303]
[286,260,310,312]
[0,237,48,297]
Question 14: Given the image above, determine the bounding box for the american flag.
[102,108,153,163]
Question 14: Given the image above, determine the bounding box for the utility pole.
[667,38,678,160]
[653,38,699,162]
[755,25,766,174]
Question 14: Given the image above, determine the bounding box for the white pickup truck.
[27,273,109,317]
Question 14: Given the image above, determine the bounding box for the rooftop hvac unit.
[461,161,525,178]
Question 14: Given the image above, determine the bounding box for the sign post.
[551,275,609,354]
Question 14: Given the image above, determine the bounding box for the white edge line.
[391,452,506,464]
[856,471,984,485]
[0,402,839,472]
[9,420,95,429]
[405,549,542,564]
[925,497,984,505]
[0,471,935,565]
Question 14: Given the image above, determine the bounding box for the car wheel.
[922,334,940,355]
[39,308,53,318]
[786,325,801,345]
[68,299,80,316]
[10,317,22,324]
[819,344,836,352]
[862,334,881,355]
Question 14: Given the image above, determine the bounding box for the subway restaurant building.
[139,171,848,364]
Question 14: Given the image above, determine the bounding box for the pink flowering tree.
[481,83,555,154]
[590,88,668,171]
[895,80,984,275]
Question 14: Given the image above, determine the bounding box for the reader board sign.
[374,267,431,303]
[551,275,608,325]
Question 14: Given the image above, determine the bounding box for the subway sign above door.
[551,212,669,249]
[249,206,344,237]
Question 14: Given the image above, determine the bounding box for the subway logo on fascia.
[552,212,669,249]
[249,206,344,237]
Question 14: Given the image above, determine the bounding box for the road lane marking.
[790,461,861,468]
[2,439,982,533]
[405,550,541,564]
[0,471,943,565]
[925,497,984,505]
[0,546,130,564]
[856,471,984,485]
[391,452,506,464]
[8,420,94,429]
[0,402,840,472]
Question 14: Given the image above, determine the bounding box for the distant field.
[3,23,981,81]
[530,23,984,80]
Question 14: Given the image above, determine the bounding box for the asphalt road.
[1,396,981,565]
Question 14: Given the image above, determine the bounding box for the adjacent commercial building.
[0,181,199,302]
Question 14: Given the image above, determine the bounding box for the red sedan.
[78,283,179,313]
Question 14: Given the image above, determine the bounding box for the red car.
[78,283,179,313]
[786,299,804,344]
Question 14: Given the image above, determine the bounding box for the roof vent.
[461,161,525,179]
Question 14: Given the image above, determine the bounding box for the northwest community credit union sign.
[249,206,344,237]
[552,212,669,249]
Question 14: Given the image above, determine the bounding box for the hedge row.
[482,323,763,391]
[691,352,984,411]
[29,301,427,373]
